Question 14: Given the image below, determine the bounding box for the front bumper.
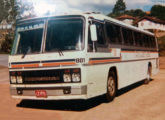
[10,85,87,100]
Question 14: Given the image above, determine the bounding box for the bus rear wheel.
[144,66,152,84]
[106,71,117,102]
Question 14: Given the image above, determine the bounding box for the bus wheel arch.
[105,67,118,102]
[148,62,152,69]
[144,62,152,84]
[148,62,152,78]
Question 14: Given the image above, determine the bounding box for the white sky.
[19,0,162,17]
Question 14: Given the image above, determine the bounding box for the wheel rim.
[108,76,115,96]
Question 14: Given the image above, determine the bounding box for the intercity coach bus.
[9,12,159,102]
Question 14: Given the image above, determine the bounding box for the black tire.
[106,71,117,102]
[144,66,152,84]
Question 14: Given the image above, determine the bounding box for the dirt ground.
[0,59,165,120]
[159,57,165,69]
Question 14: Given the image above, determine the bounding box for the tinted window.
[151,36,157,48]
[17,29,43,54]
[95,22,105,45]
[134,32,144,47]
[144,35,150,48]
[16,21,44,54]
[105,22,122,44]
[122,28,134,45]
[45,19,83,52]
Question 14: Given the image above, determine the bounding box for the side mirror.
[90,24,97,42]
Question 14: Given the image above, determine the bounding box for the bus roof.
[17,12,154,36]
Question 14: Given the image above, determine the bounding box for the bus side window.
[88,25,93,52]
[139,33,144,47]
[144,35,148,47]
[151,37,157,49]
[134,32,144,47]
[134,32,139,46]
[94,22,106,45]
[122,27,134,46]
[147,36,151,48]
[148,36,152,48]
[105,22,121,44]
[88,21,107,52]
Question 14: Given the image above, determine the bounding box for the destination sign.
[17,22,44,32]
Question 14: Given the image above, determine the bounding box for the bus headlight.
[17,76,23,83]
[63,74,71,82]
[72,73,80,82]
[10,76,17,83]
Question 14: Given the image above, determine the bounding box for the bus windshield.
[45,19,83,52]
[13,21,44,55]
[11,18,84,55]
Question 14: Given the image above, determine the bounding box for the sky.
[18,0,165,17]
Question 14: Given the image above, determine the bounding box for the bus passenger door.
[87,21,113,96]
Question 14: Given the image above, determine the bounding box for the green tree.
[151,5,165,21]
[124,9,146,18]
[0,0,17,24]
[0,0,10,21]
[112,0,126,15]
[0,0,34,53]
[1,31,14,53]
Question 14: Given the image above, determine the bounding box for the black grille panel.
[22,70,63,84]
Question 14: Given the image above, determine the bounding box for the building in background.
[134,16,165,37]
[134,16,165,31]
[116,14,165,37]
[116,15,136,25]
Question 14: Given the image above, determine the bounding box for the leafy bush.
[1,32,14,53]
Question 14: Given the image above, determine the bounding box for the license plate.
[35,90,47,98]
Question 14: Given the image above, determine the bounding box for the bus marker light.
[17,76,23,84]
[64,69,70,73]
[11,76,17,83]
[72,73,80,82]
[73,69,80,73]
[63,74,71,82]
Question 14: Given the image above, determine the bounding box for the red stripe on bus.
[89,59,121,64]
[11,64,39,68]
[11,62,76,68]
[121,51,158,53]
[42,62,76,67]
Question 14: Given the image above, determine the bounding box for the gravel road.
[0,66,165,120]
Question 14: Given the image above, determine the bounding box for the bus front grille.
[22,70,63,84]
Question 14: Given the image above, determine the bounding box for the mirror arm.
[93,41,96,52]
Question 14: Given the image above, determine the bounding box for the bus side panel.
[117,60,147,89]
[84,57,159,99]
[85,64,110,98]
[117,59,159,90]
[85,61,149,98]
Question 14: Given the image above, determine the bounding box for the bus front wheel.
[106,71,117,102]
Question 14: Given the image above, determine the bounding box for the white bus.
[9,12,159,102]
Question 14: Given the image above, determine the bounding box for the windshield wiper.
[57,48,64,56]
[21,47,30,58]
[22,50,27,59]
